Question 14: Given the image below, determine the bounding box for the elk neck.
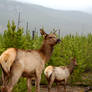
[67,61,75,74]
[39,41,54,63]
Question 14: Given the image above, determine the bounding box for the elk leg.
[1,71,9,92]
[35,72,41,92]
[48,72,55,92]
[56,82,59,92]
[2,65,23,92]
[64,79,67,92]
[2,71,6,86]
[1,65,9,86]
[27,78,32,92]
[48,79,54,92]
[35,78,40,92]
[8,71,22,92]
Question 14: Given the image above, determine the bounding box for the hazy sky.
[15,0,92,12]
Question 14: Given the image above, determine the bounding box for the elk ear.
[53,31,57,34]
[40,29,48,38]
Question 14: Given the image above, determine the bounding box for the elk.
[44,58,77,92]
[1,29,61,92]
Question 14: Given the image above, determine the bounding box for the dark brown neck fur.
[67,61,75,74]
[39,40,54,62]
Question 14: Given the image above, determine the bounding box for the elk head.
[71,57,78,66]
[40,29,61,46]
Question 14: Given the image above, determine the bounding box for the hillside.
[0,0,92,35]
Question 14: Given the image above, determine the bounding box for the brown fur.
[39,42,54,62]
[67,58,77,74]
[1,29,61,92]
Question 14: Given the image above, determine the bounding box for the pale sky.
[15,0,92,12]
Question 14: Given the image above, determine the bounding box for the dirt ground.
[40,85,92,92]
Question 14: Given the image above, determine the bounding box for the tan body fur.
[1,29,61,92]
[44,58,77,92]
[44,66,70,82]
[6,49,45,92]
[0,48,16,74]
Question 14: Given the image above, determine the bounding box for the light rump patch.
[0,48,17,74]
[44,66,53,78]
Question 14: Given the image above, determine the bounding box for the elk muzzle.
[56,39,61,43]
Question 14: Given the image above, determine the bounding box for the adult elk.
[1,29,61,92]
[44,58,77,92]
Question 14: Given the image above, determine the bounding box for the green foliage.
[0,21,92,91]
[2,20,24,49]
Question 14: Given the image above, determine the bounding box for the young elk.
[1,29,61,92]
[44,58,77,92]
